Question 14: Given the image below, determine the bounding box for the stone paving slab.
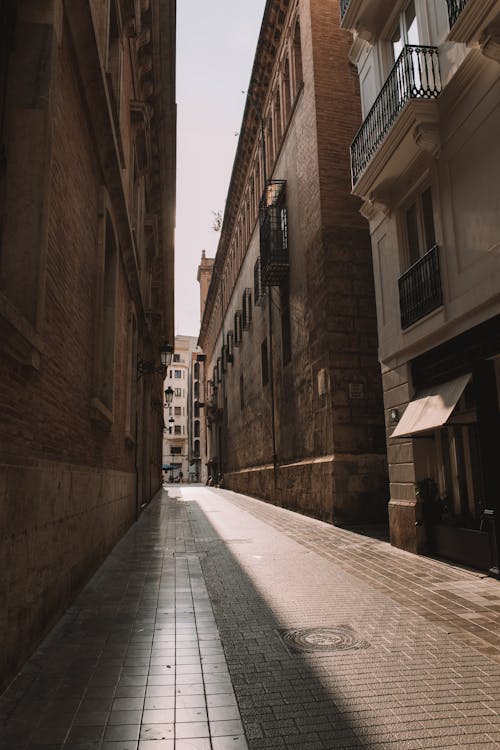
[1,485,500,750]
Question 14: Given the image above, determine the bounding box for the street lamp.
[137,342,174,378]
[164,386,174,405]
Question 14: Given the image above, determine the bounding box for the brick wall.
[0,2,172,690]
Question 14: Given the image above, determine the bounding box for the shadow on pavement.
[177,488,380,750]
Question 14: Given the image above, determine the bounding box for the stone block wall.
[0,462,135,688]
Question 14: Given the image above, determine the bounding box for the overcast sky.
[175,1,267,338]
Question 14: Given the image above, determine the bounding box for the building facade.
[340,0,500,573]
[199,0,388,523]
[163,335,199,481]
[0,0,176,688]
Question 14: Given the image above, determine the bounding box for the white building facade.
[341,0,500,574]
[163,335,199,481]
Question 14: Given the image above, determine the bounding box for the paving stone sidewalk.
[2,485,500,750]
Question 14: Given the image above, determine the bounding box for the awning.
[391,373,471,438]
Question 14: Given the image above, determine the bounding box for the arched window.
[193,439,200,457]
[194,420,200,438]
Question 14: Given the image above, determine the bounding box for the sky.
[175,0,267,338]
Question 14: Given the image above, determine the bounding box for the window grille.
[234,310,243,346]
[227,331,234,361]
[254,257,264,305]
[260,180,289,285]
[242,288,252,329]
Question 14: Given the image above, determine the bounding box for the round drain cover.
[279,625,369,653]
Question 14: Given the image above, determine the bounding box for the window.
[194,403,200,418]
[280,278,292,365]
[404,187,436,267]
[194,361,200,379]
[193,439,200,457]
[216,357,222,383]
[175,369,182,378]
[174,406,182,416]
[240,374,244,410]
[242,288,252,330]
[174,425,181,435]
[173,353,181,362]
[171,446,182,455]
[175,387,182,397]
[390,1,419,64]
[234,310,243,346]
[227,331,234,361]
[194,420,200,438]
[293,19,303,94]
[254,257,263,305]
[194,381,199,398]
[282,56,291,123]
[261,339,269,386]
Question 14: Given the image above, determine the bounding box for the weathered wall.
[0,0,174,690]
[209,0,388,525]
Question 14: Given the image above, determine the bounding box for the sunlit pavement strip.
[2,485,500,750]
[177,486,500,750]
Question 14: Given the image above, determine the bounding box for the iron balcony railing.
[447,0,468,28]
[259,180,289,286]
[351,45,441,185]
[398,245,443,329]
[340,0,351,20]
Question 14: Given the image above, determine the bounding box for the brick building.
[199,0,388,522]
[0,0,176,688]
[340,0,500,574]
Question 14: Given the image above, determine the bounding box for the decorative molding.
[348,33,371,66]
[412,121,441,159]
[360,194,391,222]
[480,24,500,64]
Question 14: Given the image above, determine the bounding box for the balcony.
[398,245,443,330]
[259,180,289,286]
[351,46,441,197]
[340,0,351,20]
[447,0,468,28]
[446,0,500,58]
[340,0,399,37]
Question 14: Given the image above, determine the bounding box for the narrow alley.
[2,486,500,750]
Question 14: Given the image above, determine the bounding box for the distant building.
[0,0,176,689]
[199,0,388,521]
[340,0,500,573]
[163,335,199,481]
[196,250,214,483]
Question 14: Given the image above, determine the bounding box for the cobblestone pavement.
[2,486,500,750]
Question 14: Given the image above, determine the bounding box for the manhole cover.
[278,626,369,654]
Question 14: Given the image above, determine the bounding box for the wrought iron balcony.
[259,180,289,286]
[340,0,352,20]
[351,46,441,186]
[398,245,443,330]
[447,0,468,29]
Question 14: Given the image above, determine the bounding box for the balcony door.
[390,1,420,63]
[404,187,435,267]
[389,2,425,99]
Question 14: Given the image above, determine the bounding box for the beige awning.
[391,373,472,438]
